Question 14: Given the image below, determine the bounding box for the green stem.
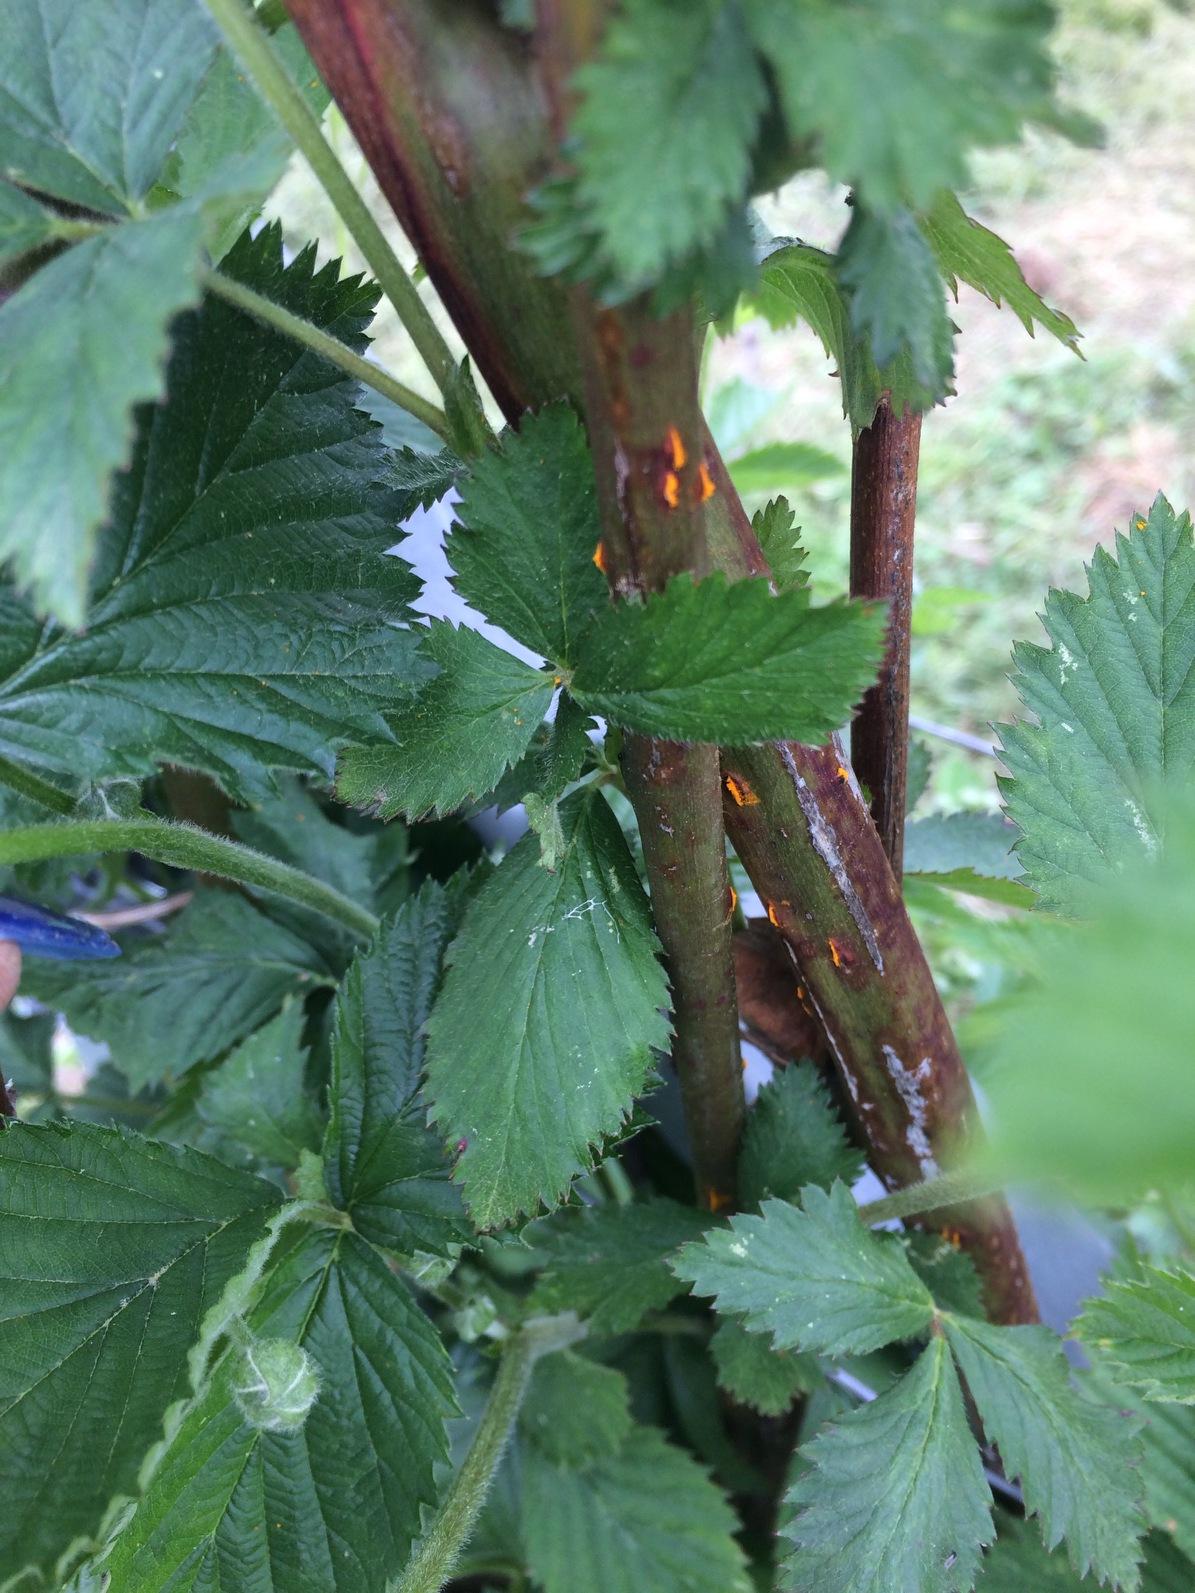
[201,0,458,394]
[396,1315,585,1593]
[858,1169,1005,1227]
[202,268,451,443]
[0,816,379,940]
[0,754,76,816]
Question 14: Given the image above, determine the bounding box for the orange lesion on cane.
[706,1187,732,1214]
[726,884,738,917]
[765,899,790,929]
[665,424,687,472]
[795,982,813,1016]
[724,772,758,807]
[662,470,682,510]
[835,762,850,783]
[696,460,716,503]
[827,936,845,969]
[592,540,608,574]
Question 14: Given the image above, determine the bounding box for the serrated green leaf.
[0,0,217,214]
[324,881,471,1258]
[449,406,608,665]
[752,240,935,430]
[0,180,56,265]
[522,1423,751,1593]
[710,1317,819,1416]
[745,0,1058,213]
[570,0,767,285]
[570,572,884,744]
[902,1233,985,1318]
[921,191,1081,351]
[984,1519,1195,1593]
[1079,1270,1195,1404]
[392,443,463,518]
[1130,1396,1195,1562]
[729,442,844,498]
[983,801,1195,1202]
[838,205,955,397]
[196,1003,322,1170]
[519,1351,633,1464]
[528,1197,709,1333]
[783,1336,992,1593]
[944,1315,1145,1588]
[999,496,1195,914]
[97,1227,457,1591]
[0,224,426,794]
[0,1120,281,1578]
[496,696,596,869]
[751,497,809,593]
[25,892,335,1091]
[674,1182,934,1354]
[0,206,204,627]
[425,787,669,1226]
[338,623,554,822]
[903,811,1035,905]
[739,1063,864,1207]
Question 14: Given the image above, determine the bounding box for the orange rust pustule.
[696,460,716,504]
[592,540,608,574]
[724,772,759,807]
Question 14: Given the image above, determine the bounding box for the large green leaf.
[903,811,1034,906]
[425,787,670,1227]
[521,1423,751,1593]
[97,1228,457,1592]
[519,1351,633,1465]
[0,1121,281,1579]
[837,204,954,397]
[569,573,884,744]
[1078,1269,1195,1405]
[0,0,217,214]
[1000,496,1195,915]
[984,1520,1195,1593]
[25,891,335,1091]
[744,0,1059,213]
[920,191,1080,351]
[983,804,1195,1202]
[448,406,609,666]
[324,881,471,1257]
[673,1182,934,1354]
[528,1197,709,1333]
[0,180,57,265]
[568,0,766,285]
[337,623,554,821]
[737,1062,864,1207]
[782,1337,992,1593]
[0,224,424,794]
[0,206,204,627]
[709,1317,819,1416]
[944,1316,1145,1588]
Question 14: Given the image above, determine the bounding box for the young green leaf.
[944,1316,1145,1588]
[521,1423,752,1593]
[0,207,205,627]
[196,1002,323,1169]
[752,240,935,430]
[569,0,767,285]
[745,0,1058,212]
[0,181,57,266]
[569,572,884,744]
[495,696,596,869]
[751,498,810,593]
[902,1234,985,1319]
[25,891,335,1091]
[0,224,426,795]
[425,787,670,1226]
[448,406,607,664]
[673,1182,935,1354]
[528,1197,709,1334]
[837,205,955,397]
[0,0,217,214]
[999,496,1195,914]
[710,1317,820,1416]
[1079,1269,1195,1404]
[738,1062,865,1207]
[96,1228,457,1591]
[903,812,1034,906]
[920,191,1081,351]
[519,1351,633,1464]
[782,1337,992,1593]
[337,623,554,821]
[392,443,464,518]
[324,880,471,1257]
[0,1121,281,1578]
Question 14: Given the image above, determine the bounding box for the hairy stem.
[202,268,451,441]
[858,1168,1006,1226]
[396,1316,585,1593]
[203,0,458,393]
[849,398,923,875]
[290,0,1036,1321]
[0,817,379,940]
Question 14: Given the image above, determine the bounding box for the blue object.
[0,895,121,960]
